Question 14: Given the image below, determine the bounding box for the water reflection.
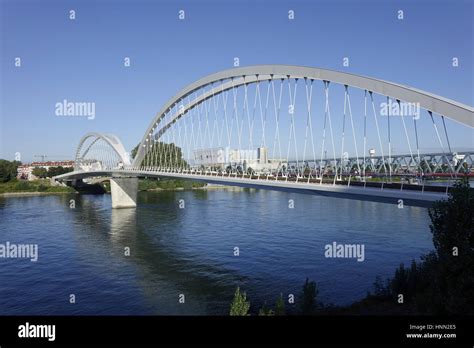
[0,189,434,315]
[68,192,244,314]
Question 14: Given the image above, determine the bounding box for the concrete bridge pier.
[110,177,138,208]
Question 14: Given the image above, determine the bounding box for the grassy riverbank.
[97,178,207,193]
[138,178,206,191]
[0,178,227,196]
[0,179,75,195]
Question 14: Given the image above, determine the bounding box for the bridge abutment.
[110,178,138,208]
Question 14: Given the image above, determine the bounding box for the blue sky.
[1,0,472,162]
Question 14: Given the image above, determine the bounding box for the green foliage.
[157,179,179,190]
[130,144,139,159]
[138,179,159,191]
[368,179,474,314]
[32,166,72,178]
[300,278,318,315]
[138,142,189,169]
[138,178,205,191]
[275,293,286,316]
[131,142,191,169]
[0,179,74,194]
[427,179,474,314]
[37,184,48,192]
[429,180,473,260]
[389,261,418,299]
[45,185,75,193]
[0,159,20,182]
[32,167,48,178]
[229,287,250,316]
[47,166,73,177]
[258,302,275,316]
[13,181,32,191]
[191,181,205,188]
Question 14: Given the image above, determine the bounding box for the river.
[0,189,433,315]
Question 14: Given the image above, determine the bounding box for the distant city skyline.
[1,0,472,162]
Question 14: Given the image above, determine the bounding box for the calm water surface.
[0,189,433,315]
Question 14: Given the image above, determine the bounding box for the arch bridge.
[55,65,474,208]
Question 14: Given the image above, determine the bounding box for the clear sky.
[1,0,472,162]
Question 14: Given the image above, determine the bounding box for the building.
[257,147,268,164]
[193,146,283,172]
[193,148,227,167]
[17,161,74,180]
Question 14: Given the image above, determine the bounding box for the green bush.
[230,287,250,316]
[300,278,318,315]
[13,181,32,191]
[37,184,48,192]
[46,186,74,193]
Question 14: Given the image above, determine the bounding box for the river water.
[0,189,433,315]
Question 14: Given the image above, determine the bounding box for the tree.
[47,166,73,177]
[131,142,188,169]
[14,180,31,191]
[130,144,139,159]
[427,179,474,314]
[0,159,20,182]
[32,167,48,178]
[258,302,274,316]
[275,293,286,316]
[300,278,318,315]
[429,179,473,260]
[230,287,250,316]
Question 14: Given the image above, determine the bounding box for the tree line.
[0,159,20,182]
[31,166,73,179]
[0,159,73,181]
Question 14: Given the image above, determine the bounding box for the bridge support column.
[110,178,138,208]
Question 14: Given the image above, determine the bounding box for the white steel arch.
[134,65,474,166]
[75,132,131,167]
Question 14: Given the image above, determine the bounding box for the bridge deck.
[55,169,449,207]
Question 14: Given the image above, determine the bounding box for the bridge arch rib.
[75,132,131,170]
[134,65,474,166]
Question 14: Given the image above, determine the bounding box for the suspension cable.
[339,85,348,180]
[398,99,416,175]
[369,92,388,177]
[387,96,392,181]
[363,90,367,180]
[347,87,361,177]
[429,111,454,177]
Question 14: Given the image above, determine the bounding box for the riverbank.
[0,191,75,197]
[0,179,240,196]
[0,179,75,195]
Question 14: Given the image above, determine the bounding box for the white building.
[193,146,283,172]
